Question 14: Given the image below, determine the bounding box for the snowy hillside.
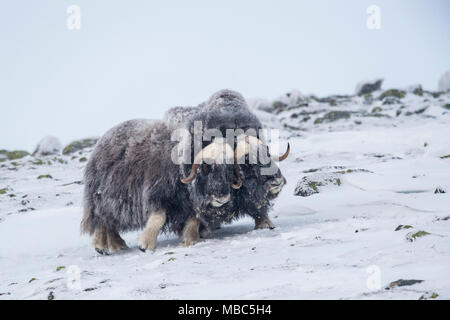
[1,86,450,300]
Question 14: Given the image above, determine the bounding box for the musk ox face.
[193,163,235,209]
[186,163,238,226]
[237,159,286,212]
[180,138,238,219]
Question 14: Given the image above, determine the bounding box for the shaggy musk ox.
[164,89,289,235]
[81,119,237,254]
[82,89,289,254]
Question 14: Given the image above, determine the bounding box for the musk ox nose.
[210,194,231,207]
[269,177,286,194]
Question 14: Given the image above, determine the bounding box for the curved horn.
[271,143,290,162]
[235,134,290,162]
[180,163,200,184]
[235,135,263,161]
[180,138,234,184]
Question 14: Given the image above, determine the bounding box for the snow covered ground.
[1,87,450,299]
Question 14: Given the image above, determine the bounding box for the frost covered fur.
[82,89,287,253]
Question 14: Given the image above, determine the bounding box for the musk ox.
[81,119,239,254]
[164,89,289,235]
[82,89,289,254]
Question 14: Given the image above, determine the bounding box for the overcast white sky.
[1,0,449,151]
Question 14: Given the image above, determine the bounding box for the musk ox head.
[233,135,289,213]
[179,137,238,217]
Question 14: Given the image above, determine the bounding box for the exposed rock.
[379,89,406,100]
[386,279,423,289]
[419,292,439,300]
[0,150,29,161]
[314,111,352,124]
[32,136,62,156]
[355,79,383,96]
[395,225,413,231]
[294,173,342,197]
[406,230,430,242]
[62,138,98,155]
[372,106,383,113]
[37,174,53,180]
[408,84,423,96]
[434,187,446,194]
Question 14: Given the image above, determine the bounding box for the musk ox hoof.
[199,228,211,238]
[137,236,157,252]
[92,228,128,255]
[183,238,200,247]
[95,248,109,255]
[254,215,276,230]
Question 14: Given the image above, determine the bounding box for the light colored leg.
[254,214,276,230]
[92,227,108,254]
[183,217,200,246]
[138,210,166,252]
[107,230,128,253]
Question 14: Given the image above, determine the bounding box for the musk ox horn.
[180,138,234,184]
[235,135,290,162]
[271,143,290,162]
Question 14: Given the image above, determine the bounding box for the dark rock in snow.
[314,111,352,124]
[386,279,423,289]
[0,150,29,161]
[294,173,342,197]
[356,79,383,96]
[62,138,98,155]
[434,187,446,194]
[379,89,406,100]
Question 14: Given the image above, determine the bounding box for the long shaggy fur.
[164,89,286,227]
[82,119,203,236]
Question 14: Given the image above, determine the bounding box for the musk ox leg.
[254,214,276,230]
[199,222,211,238]
[138,210,166,252]
[106,230,128,253]
[199,220,221,238]
[183,217,200,246]
[92,228,108,255]
[93,228,128,255]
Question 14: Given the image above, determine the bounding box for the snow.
[438,71,450,92]
[32,136,62,156]
[1,90,450,300]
